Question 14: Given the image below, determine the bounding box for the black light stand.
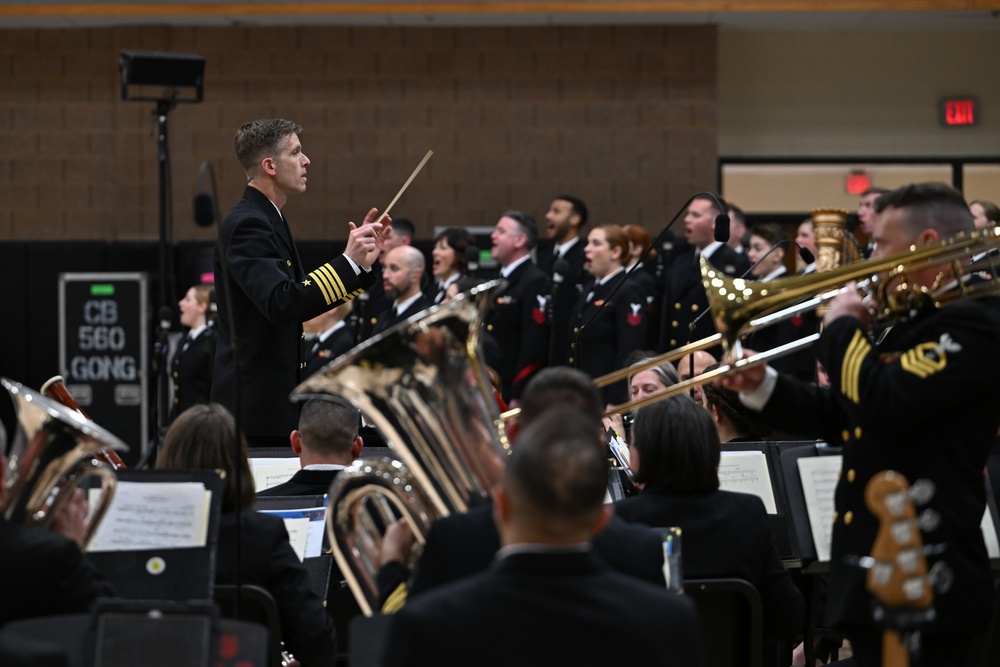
[119,50,205,459]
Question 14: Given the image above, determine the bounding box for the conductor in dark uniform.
[568,224,648,405]
[169,283,218,423]
[722,182,1000,667]
[486,211,549,404]
[536,195,590,366]
[212,118,386,448]
[658,193,749,355]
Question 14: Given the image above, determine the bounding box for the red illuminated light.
[845,170,871,195]
[940,98,978,127]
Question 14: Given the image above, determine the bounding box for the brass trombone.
[501,224,1000,421]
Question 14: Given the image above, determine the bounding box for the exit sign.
[940,98,978,127]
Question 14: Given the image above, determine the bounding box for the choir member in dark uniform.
[486,210,549,404]
[424,227,475,305]
[302,301,355,379]
[742,222,817,383]
[722,182,1000,667]
[622,223,660,348]
[383,408,703,667]
[211,119,384,448]
[357,218,416,341]
[616,394,804,644]
[568,224,648,406]
[657,193,749,355]
[373,246,430,335]
[536,196,590,366]
[158,403,337,666]
[169,283,217,423]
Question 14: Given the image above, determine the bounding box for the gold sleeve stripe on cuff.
[840,329,869,404]
[310,264,347,305]
[308,268,335,305]
[381,583,408,614]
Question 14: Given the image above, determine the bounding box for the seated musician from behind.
[382,409,703,667]
[616,394,804,645]
[700,364,772,443]
[376,367,667,611]
[157,404,336,667]
[257,398,363,497]
[0,446,115,628]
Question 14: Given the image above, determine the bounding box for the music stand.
[119,49,205,444]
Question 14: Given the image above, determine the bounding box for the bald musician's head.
[383,245,425,303]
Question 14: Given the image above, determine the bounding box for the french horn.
[2,377,127,548]
[292,279,510,615]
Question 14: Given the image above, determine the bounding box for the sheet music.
[797,455,842,563]
[982,508,1000,559]
[259,505,327,561]
[718,450,777,514]
[87,481,211,552]
[250,458,300,491]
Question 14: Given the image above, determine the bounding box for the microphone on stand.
[193,161,216,228]
[799,246,816,266]
[466,246,481,279]
[714,212,731,244]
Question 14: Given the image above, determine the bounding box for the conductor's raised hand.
[716,349,767,394]
[344,207,390,270]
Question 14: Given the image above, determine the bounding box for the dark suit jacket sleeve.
[223,209,373,324]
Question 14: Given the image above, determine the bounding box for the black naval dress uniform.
[303,321,355,379]
[486,258,549,403]
[537,238,588,366]
[212,186,374,445]
[658,243,748,355]
[755,297,1000,662]
[168,323,218,423]
[567,271,648,405]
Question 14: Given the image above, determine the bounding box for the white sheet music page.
[981,508,1000,559]
[718,450,777,514]
[250,458,300,490]
[87,481,211,552]
[797,455,842,563]
[258,505,327,561]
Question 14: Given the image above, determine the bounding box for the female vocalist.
[168,284,218,424]
[568,224,648,405]
[425,227,476,304]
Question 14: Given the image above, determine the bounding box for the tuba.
[2,377,127,548]
[292,279,511,615]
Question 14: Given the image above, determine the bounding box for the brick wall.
[0,25,717,242]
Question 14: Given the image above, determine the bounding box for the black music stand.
[119,50,205,443]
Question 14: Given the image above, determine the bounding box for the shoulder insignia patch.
[900,333,961,379]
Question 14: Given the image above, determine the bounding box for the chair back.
[213,584,284,667]
[684,578,762,667]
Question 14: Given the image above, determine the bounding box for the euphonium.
[2,377,127,548]
[292,279,511,615]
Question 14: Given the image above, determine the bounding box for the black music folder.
[86,469,224,601]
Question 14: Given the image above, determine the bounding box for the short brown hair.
[234,118,302,177]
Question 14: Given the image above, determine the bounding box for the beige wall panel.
[719,31,1000,158]
[963,165,1000,204]
[723,164,952,213]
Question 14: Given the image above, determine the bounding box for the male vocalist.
[212,118,386,448]
[657,193,748,355]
